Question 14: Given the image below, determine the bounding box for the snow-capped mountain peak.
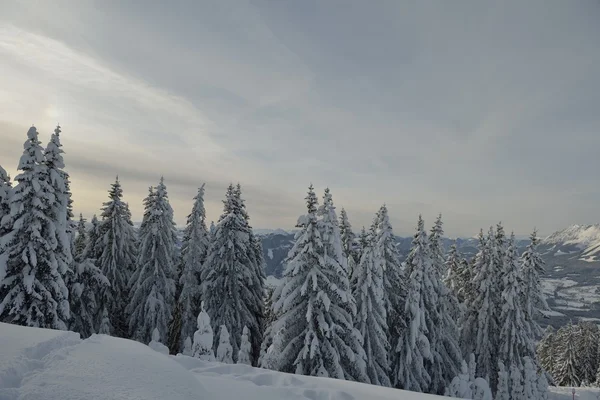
[542,224,600,249]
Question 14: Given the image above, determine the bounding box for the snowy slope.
[543,225,600,248]
[0,322,445,400]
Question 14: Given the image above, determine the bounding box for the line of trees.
[0,126,551,400]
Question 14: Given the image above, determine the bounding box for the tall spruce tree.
[371,205,406,388]
[554,322,580,387]
[575,322,599,385]
[520,229,548,338]
[73,214,88,260]
[339,208,358,278]
[498,233,532,371]
[0,127,70,328]
[127,179,177,343]
[176,184,209,352]
[352,218,390,386]
[98,177,137,335]
[269,185,368,382]
[201,184,264,363]
[444,242,463,302]
[395,215,432,392]
[428,215,462,394]
[537,326,556,380]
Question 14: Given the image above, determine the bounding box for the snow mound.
[0,322,208,400]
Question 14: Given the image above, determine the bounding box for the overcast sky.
[1,1,599,237]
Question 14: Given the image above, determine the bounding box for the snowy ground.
[549,386,600,400]
[0,322,444,400]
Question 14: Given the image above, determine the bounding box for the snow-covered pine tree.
[201,184,264,363]
[0,165,12,238]
[494,223,507,295]
[498,233,532,371]
[575,322,599,385]
[238,326,252,365]
[192,304,215,361]
[209,221,215,236]
[444,242,464,302]
[523,357,539,400]
[127,179,177,344]
[260,329,283,370]
[43,124,73,281]
[352,219,390,386]
[148,327,170,355]
[268,185,368,382]
[69,257,110,338]
[458,257,475,308]
[395,215,432,392]
[463,228,499,388]
[537,373,549,400]
[554,322,581,387]
[98,306,112,334]
[370,206,406,388]
[217,325,234,364]
[520,229,549,338]
[73,214,88,261]
[98,177,137,336]
[176,184,209,353]
[497,361,509,400]
[429,215,462,393]
[317,188,368,382]
[339,208,358,278]
[510,363,524,400]
[183,336,193,356]
[0,127,70,329]
[445,360,472,399]
[537,326,556,380]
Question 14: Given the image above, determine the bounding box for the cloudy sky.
[1,1,599,236]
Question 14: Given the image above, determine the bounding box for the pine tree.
[554,322,581,387]
[498,233,532,371]
[575,322,599,385]
[445,360,472,399]
[217,325,234,364]
[238,326,252,365]
[98,177,137,335]
[0,127,70,329]
[496,361,509,400]
[73,214,88,261]
[463,228,499,388]
[192,304,215,361]
[396,215,432,392]
[69,258,110,338]
[371,206,406,388]
[260,329,283,371]
[537,326,556,379]
[339,208,358,278]
[0,165,12,238]
[429,215,462,394]
[444,242,464,302]
[177,184,209,353]
[43,124,73,283]
[520,230,548,338]
[510,363,524,400]
[127,179,177,344]
[537,373,549,400]
[148,327,170,355]
[182,336,193,356]
[201,184,264,363]
[269,185,367,382]
[523,357,539,400]
[494,223,508,295]
[352,218,390,386]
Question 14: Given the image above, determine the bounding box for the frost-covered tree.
[269,185,368,382]
[537,326,556,379]
[98,177,137,335]
[177,184,209,352]
[238,326,252,365]
[396,215,432,392]
[201,184,264,363]
[520,230,548,338]
[537,373,549,400]
[69,258,110,338]
[496,361,509,400]
[98,306,112,334]
[554,322,580,387]
[576,322,599,385]
[148,327,170,355]
[429,215,462,393]
[73,214,88,261]
[463,228,499,388]
[127,179,177,344]
[444,242,464,301]
[498,233,532,370]
[0,165,12,239]
[446,360,472,399]
[217,325,234,364]
[43,124,73,281]
[260,329,283,370]
[192,305,215,361]
[352,220,390,386]
[523,357,539,400]
[510,363,524,400]
[0,127,70,329]
[339,208,358,278]
[182,336,193,356]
